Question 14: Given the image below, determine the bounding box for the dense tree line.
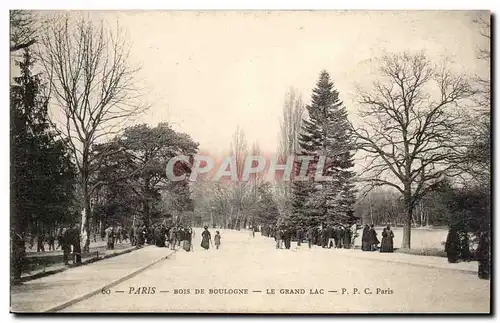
[11,49,77,238]
[10,11,489,259]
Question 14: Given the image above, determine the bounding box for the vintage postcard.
[10,10,491,313]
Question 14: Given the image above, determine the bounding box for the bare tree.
[229,126,249,229]
[278,87,305,158]
[353,52,474,248]
[37,14,147,251]
[247,142,264,226]
[10,10,37,52]
[459,15,491,185]
[249,142,264,194]
[276,88,305,214]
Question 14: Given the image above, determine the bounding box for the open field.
[379,227,449,250]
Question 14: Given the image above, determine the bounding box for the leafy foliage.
[11,49,77,234]
[91,123,198,227]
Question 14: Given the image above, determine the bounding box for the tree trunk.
[402,193,412,249]
[142,199,150,227]
[99,218,103,241]
[81,182,91,252]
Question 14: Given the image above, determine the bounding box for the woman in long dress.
[361,225,370,251]
[201,226,212,250]
[380,226,394,253]
[445,227,460,263]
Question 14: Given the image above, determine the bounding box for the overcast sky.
[37,10,490,157]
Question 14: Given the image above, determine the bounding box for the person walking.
[350,223,359,249]
[361,225,370,251]
[60,227,71,265]
[445,226,460,263]
[169,226,176,250]
[188,227,194,251]
[296,227,303,247]
[201,226,212,250]
[214,231,221,250]
[130,226,136,246]
[328,226,335,248]
[369,225,379,251]
[105,226,114,250]
[380,226,395,253]
[47,234,55,251]
[343,226,352,249]
[37,233,45,252]
[283,228,291,250]
[275,227,283,249]
[70,225,82,265]
[307,227,313,249]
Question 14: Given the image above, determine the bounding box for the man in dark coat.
[283,228,291,249]
[62,225,82,265]
[275,228,283,249]
[369,225,379,251]
[159,225,167,247]
[71,225,82,265]
[460,231,472,261]
[335,226,344,248]
[332,226,339,248]
[296,228,303,247]
[137,225,146,247]
[47,234,55,251]
[445,227,460,263]
[105,226,114,250]
[326,226,334,248]
[476,231,490,280]
[343,226,352,249]
[313,228,319,245]
[129,227,136,246]
[60,227,70,265]
[37,233,45,252]
[307,227,313,249]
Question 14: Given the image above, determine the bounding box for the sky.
[30,10,491,157]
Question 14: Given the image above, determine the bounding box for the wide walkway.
[61,229,490,313]
[22,243,135,280]
[11,246,174,312]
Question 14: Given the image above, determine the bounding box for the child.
[214,231,221,250]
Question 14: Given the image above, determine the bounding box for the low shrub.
[395,247,447,258]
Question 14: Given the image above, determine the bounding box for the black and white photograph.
[9,9,491,313]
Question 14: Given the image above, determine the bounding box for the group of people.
[104,225,129,250]
[200,226,222,250]
[259,223,397,253]
[10,225,83,284]
[361,225,395,253]
[26,233,56,252]
[261,224,360,250]
[122,223,225,252]
[167,226,194,251]
[445,226,490,280]
[128,223,195,251]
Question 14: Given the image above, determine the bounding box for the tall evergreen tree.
[11,49,77,236]
[290,70,357,228]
